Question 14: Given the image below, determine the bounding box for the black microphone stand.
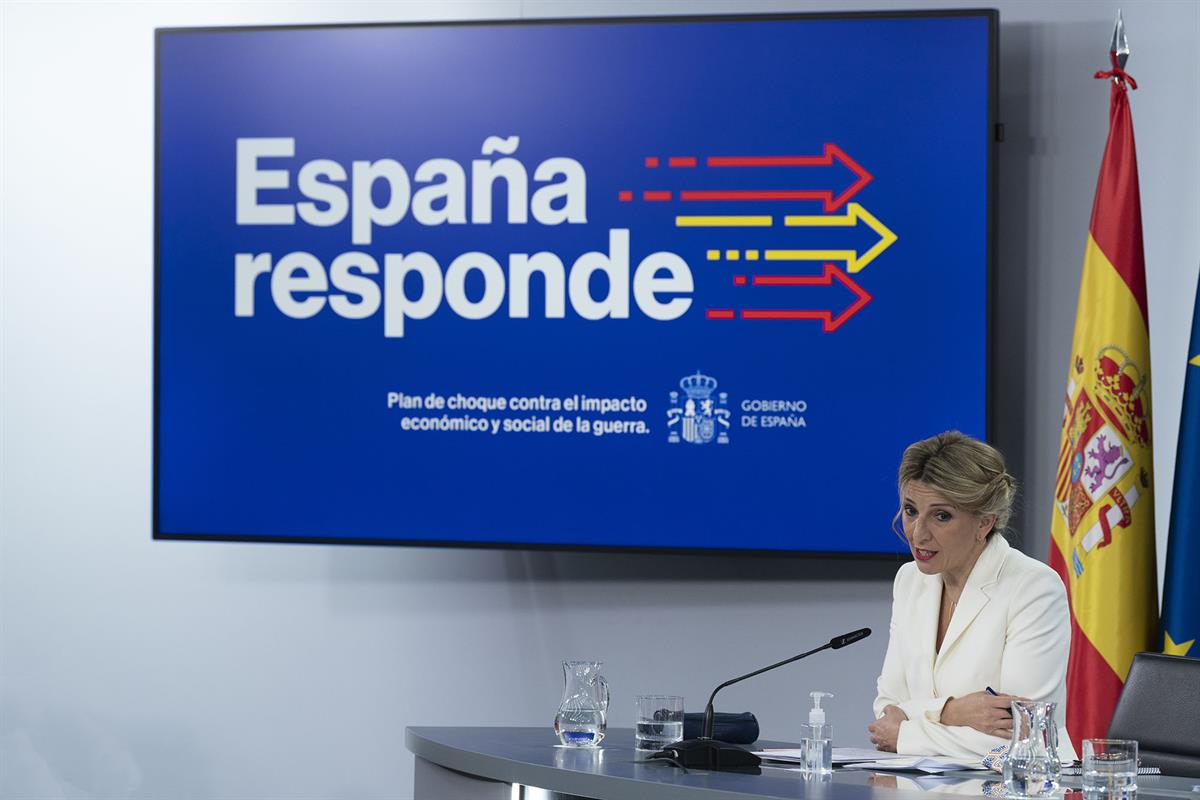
[650,628,871,771]
[701,641,833,740]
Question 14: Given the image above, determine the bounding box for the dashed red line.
[680,190,829,202]
[668,156,697,167]
[618,191,633,202]
[733,275,747,286]
[706,309,735,320]
[642,190,672,201]
[644,157,660,168]
[707,156,826,167]
[742,310,825,320]
[753,275,820,286]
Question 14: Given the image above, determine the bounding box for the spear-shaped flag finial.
[1111,9,1129,69]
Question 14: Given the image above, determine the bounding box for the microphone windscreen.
[829,627,872,649]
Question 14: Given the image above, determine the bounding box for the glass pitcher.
[554,660,609,747]
[1004,700,1062,799]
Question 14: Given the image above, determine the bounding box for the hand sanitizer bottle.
[800,691,833,776]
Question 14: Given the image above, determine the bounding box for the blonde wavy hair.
[894,431,1017,540]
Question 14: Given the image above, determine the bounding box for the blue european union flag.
[1162,277,1200,657]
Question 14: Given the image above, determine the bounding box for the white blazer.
[873,535,1077,761]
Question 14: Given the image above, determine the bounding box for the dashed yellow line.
[676,215,773,227]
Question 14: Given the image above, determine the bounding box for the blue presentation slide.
[156,13,992,553]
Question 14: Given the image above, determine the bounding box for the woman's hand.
[940,691,1022,738]
[868,704,907,752]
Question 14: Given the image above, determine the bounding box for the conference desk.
[406,727,1200,800]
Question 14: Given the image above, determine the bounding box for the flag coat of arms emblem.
[1048,43,1158,753]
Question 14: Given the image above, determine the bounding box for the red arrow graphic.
[695,144,872,212]
[704,263,871,332]
[623,144,873,212]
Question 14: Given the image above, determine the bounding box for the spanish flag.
[1048,49,1159,752]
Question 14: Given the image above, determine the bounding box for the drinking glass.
[634,695,684,750]
[1083,739,1138,800]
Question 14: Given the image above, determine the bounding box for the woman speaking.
[868,432,1076,761]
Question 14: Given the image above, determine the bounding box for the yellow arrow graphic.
[1189,354,1200,367]
[765,203,898,273]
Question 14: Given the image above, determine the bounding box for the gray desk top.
[406,727,1200,800]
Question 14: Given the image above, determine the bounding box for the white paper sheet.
[840,756,984,773]
[754,747,911,765]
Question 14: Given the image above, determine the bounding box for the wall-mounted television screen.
[155,11,995,555]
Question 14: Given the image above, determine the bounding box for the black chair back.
[1107,651,1200,777]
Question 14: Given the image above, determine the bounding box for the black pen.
[986,687,1017,720]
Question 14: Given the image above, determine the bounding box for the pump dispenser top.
[808,691,833,725]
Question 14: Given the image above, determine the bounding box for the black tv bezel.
[153,8,999,559]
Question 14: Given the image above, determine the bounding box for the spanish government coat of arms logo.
[666,371,730,445]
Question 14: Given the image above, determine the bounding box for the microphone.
[830,628,871,649]
[650,628,872,771]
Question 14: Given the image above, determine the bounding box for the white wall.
[2,1,1197,798]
